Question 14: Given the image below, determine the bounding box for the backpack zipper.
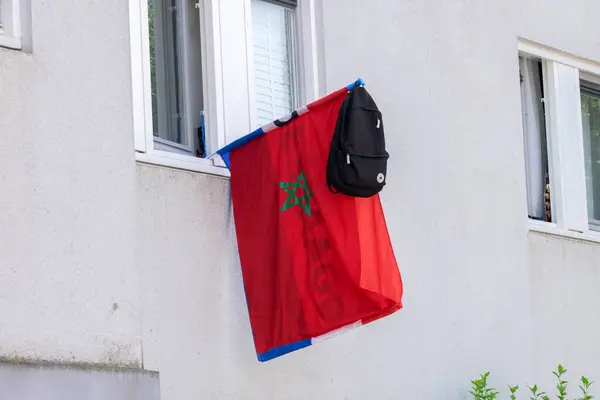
[346,153,351,164]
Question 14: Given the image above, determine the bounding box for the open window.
[519,55,552,222]
[518,40,600,236]
[148,0,203,156]
[130,0,318,174]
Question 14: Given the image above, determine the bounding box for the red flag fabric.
[218,83,403,362]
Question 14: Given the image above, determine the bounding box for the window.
[519,56,552,222]
[580,77,600,230]
[147,0,203,155]
[518,39,600,238]
[129,0,318,175]
[0,0,21,50]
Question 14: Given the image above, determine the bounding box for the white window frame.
[0,0,22,50]
[519,39,600,243]
[128,0,320,177]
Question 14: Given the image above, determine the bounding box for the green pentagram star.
[279,171,313,216]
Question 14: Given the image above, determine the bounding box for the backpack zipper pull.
[376,118,381,128]
[346,153,350,164]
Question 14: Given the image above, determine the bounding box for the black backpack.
[326,85,389,197]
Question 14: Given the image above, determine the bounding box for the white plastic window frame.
[519,39,600,243]
[0,0,22,50]
[129,0,320,177]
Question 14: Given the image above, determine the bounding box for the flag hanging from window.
[216,80,403,362]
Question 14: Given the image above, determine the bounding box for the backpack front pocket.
[343,151,389,194]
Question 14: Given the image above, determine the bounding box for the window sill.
[528,220,600,244]
[0,34,22,50]
[135,151,230,178]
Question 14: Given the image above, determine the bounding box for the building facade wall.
[0,0,142,366]
[1,0,599,398]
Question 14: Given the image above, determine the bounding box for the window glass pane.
[148,0,158,135]
[580,82,600,228]
[0,0,4,33]
[251,0,297,128]
[148,0,187,146]
[519,56,552,222]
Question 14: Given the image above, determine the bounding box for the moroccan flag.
[217,80,403,362]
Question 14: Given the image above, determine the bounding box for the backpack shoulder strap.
[336,87,356,148]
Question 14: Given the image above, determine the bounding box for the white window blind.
[251,0,297,128]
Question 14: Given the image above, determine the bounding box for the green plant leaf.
[530,384,538,393]
[508,385,519,400]
[582,376,590,386]
[558,364,567,375]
